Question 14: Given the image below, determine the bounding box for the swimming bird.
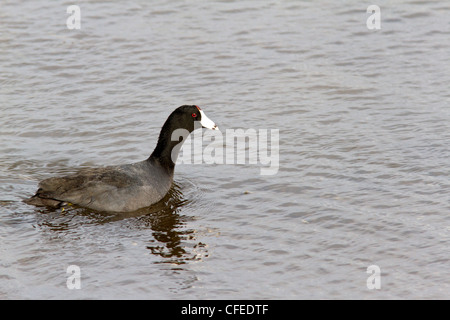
[24,105,219,212]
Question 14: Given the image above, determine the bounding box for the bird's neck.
[148,119,190,170]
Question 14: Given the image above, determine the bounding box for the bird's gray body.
[25,158,173,212]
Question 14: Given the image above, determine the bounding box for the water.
[1,0,449,299]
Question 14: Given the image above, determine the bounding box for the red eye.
[192,113,197,118]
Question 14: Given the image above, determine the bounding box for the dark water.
[1,0,449,299]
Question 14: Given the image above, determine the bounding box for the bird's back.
[26,159,173,212]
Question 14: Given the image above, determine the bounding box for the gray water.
[1,0,449,299]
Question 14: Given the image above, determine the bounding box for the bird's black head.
[150,105,219,169]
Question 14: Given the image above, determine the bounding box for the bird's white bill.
[200,110,219,130]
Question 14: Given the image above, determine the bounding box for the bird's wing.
[36,167,137,205]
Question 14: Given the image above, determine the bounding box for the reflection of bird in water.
[119,181,209,265]
[138,182,195,264]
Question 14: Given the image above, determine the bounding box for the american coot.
[24,105,219,212]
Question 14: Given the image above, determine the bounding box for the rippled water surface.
[1,0,449,299]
